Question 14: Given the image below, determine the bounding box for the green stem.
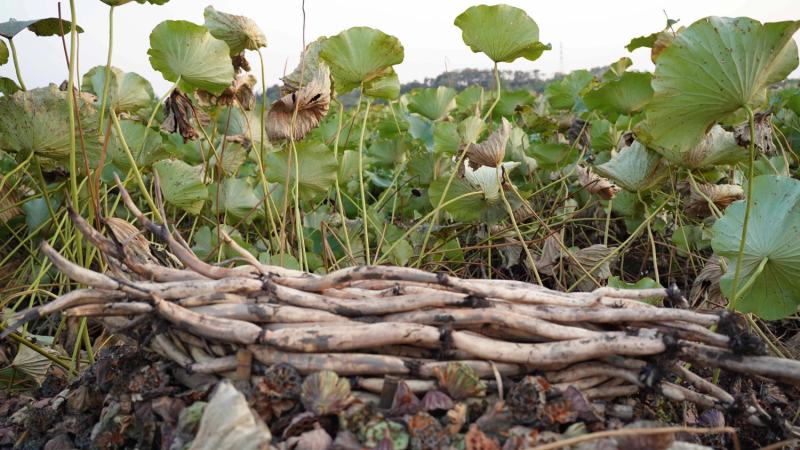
[728,106,757,307]
[111,109,163,223]
[731,256,768,309]
[357,97,373,264]
[98,5,115,130]
[331,101,355,264]
[7,38,26,91]
[375,191,483,265]
[66,0,81,265]
[499,171,542,285]
[482,62,501,121]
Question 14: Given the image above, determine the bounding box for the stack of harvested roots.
[7,180,800,439]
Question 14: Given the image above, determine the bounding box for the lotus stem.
[357,96,373,264]
[482,62,501,121]
[728,105,757,309]
[7,38,26,91]
[98,5,114,129]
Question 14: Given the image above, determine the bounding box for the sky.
[1,0,799,94]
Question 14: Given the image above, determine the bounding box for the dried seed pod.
[301,370,353,416]
[466,117,512,169]
[506,376,549,425]
[576,165,619,200]
[433,362,487,401]
[735,111,775,156]
[685,183,743,218]
[464,423,500,450]
[252,363,302,420]
[196,72,256,110]
[267,65,331,141]
[407,412,450,450]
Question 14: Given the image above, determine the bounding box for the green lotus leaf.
[712,175,800,319]
[210,177,262,221]
[209,142,247,175]
[203,6,266,55]
[432,121,459,155]
[545,70,592,110]
[583,72,653,116]
[0,85,101,168]
[638,17,800,160]
[264,141,337,201]
[677,124,746,169]
[428,176,486,223]
[406,86,457,121]
[82,66,154,113]
[0,77,20,96]
[456,84,484,114]
[109,119,168,171]
[454,4,549,63]
[603,57,633,80]
[319,26,404,95]
[459,115,485,145]
[147,20,235,95]
[594,141,665,192]
[487,89,535,119]
[528,142,578,170]
[281,37,328,93]
[0,40,7,66]
[362,67,400,100]
[0,18,83,39]
[153,159,208,215]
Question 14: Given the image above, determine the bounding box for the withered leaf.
[466,117,511,169]
[267,68,331,141]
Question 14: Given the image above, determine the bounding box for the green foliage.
[319,27,404,96]
[147,20,235,94]
[454,4,549,63]
[712,176,800,319]
[153,159,208,214]
[638,17,800,161]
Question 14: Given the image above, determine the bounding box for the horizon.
[1,0,798,94]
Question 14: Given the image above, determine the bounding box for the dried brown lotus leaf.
[576,165,619,200]
[686,183,743,218]
[569,244,616,291]
[161,89,208,141]
[534,231,565,277]
[689,256,725,309]
[267,68,331,141]
[466,117,511,169]
[0,175,21,223]
[105,217,154,263]
[196,72,256,110]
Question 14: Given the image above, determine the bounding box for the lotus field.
[1,1,800,449]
